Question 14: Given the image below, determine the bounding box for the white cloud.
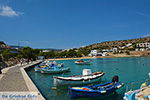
[0,5,23,17]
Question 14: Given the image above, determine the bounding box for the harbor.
[0,0,150,99]
[26,57,150,100]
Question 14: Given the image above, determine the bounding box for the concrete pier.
[0,61,45,100]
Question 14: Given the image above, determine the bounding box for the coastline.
[48,54,140,61]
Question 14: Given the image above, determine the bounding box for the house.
[88,50,107,56]
[88,50,102,56]
[42,50,51,52]
[135,43,150,51]
[37,56,45,61]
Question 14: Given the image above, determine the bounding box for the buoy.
[148,73,150,78]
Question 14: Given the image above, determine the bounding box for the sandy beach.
[48,54,138,61]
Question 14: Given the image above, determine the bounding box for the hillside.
[85,37,150,49]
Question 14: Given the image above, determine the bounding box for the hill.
[84,37,150,50]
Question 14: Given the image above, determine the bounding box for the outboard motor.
[112,75,119,82]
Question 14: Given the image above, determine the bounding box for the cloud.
[0,5,23,17]
[136,12,150,17]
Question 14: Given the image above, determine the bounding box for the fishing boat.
[34,66,42,72]
[69,76,124,98]
[123,82,150,100]
[34,62,64,72]
[53,69,105,86]
[40,67,70,74]
[74,59,91,65]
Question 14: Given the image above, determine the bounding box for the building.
[102,48,118,53]
[136,43,150,51]
[37,56,45,61]
[88,50,107,56]
[88,50,101,56]
[42,50,51,52]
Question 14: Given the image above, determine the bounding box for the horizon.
[0,0,150,49]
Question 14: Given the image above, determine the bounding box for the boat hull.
[69,88,117,98]
[69,82,123,98]
[54,76,102,87]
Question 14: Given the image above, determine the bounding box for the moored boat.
[69,76,124,98]
[74,59,91,65]
[34,61,64,72]
[53,69,105,86]
[40,67,70,74]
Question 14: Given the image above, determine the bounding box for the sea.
[26,57,150,100]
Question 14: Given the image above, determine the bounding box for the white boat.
[74,60,91,65]
[53,69,105,86]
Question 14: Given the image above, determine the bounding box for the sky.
[0,0,150,49]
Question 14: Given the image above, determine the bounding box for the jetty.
[0,61,45,100]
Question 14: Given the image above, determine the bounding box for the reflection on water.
[26,57,150,100]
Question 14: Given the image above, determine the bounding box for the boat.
[74,59,91,65]
[34,66,41,72]
[34,61,64,72]
[53,69,105,86]
[69,76,124,98]
[40,67,70,74]
[123,82,150,100]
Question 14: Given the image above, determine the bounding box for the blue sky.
[0,0,150,49]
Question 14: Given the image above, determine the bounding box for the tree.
[20,47,36,60]
[2,49,16,61]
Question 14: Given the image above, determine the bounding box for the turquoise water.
[26,57,150,100]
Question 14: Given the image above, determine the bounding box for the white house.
[89,50,98,56]
[136,43,150,51]
[88,50,107,56]
[42,50,50,52]
[109,48,118,53]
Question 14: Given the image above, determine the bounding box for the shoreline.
[49,55,140,61]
